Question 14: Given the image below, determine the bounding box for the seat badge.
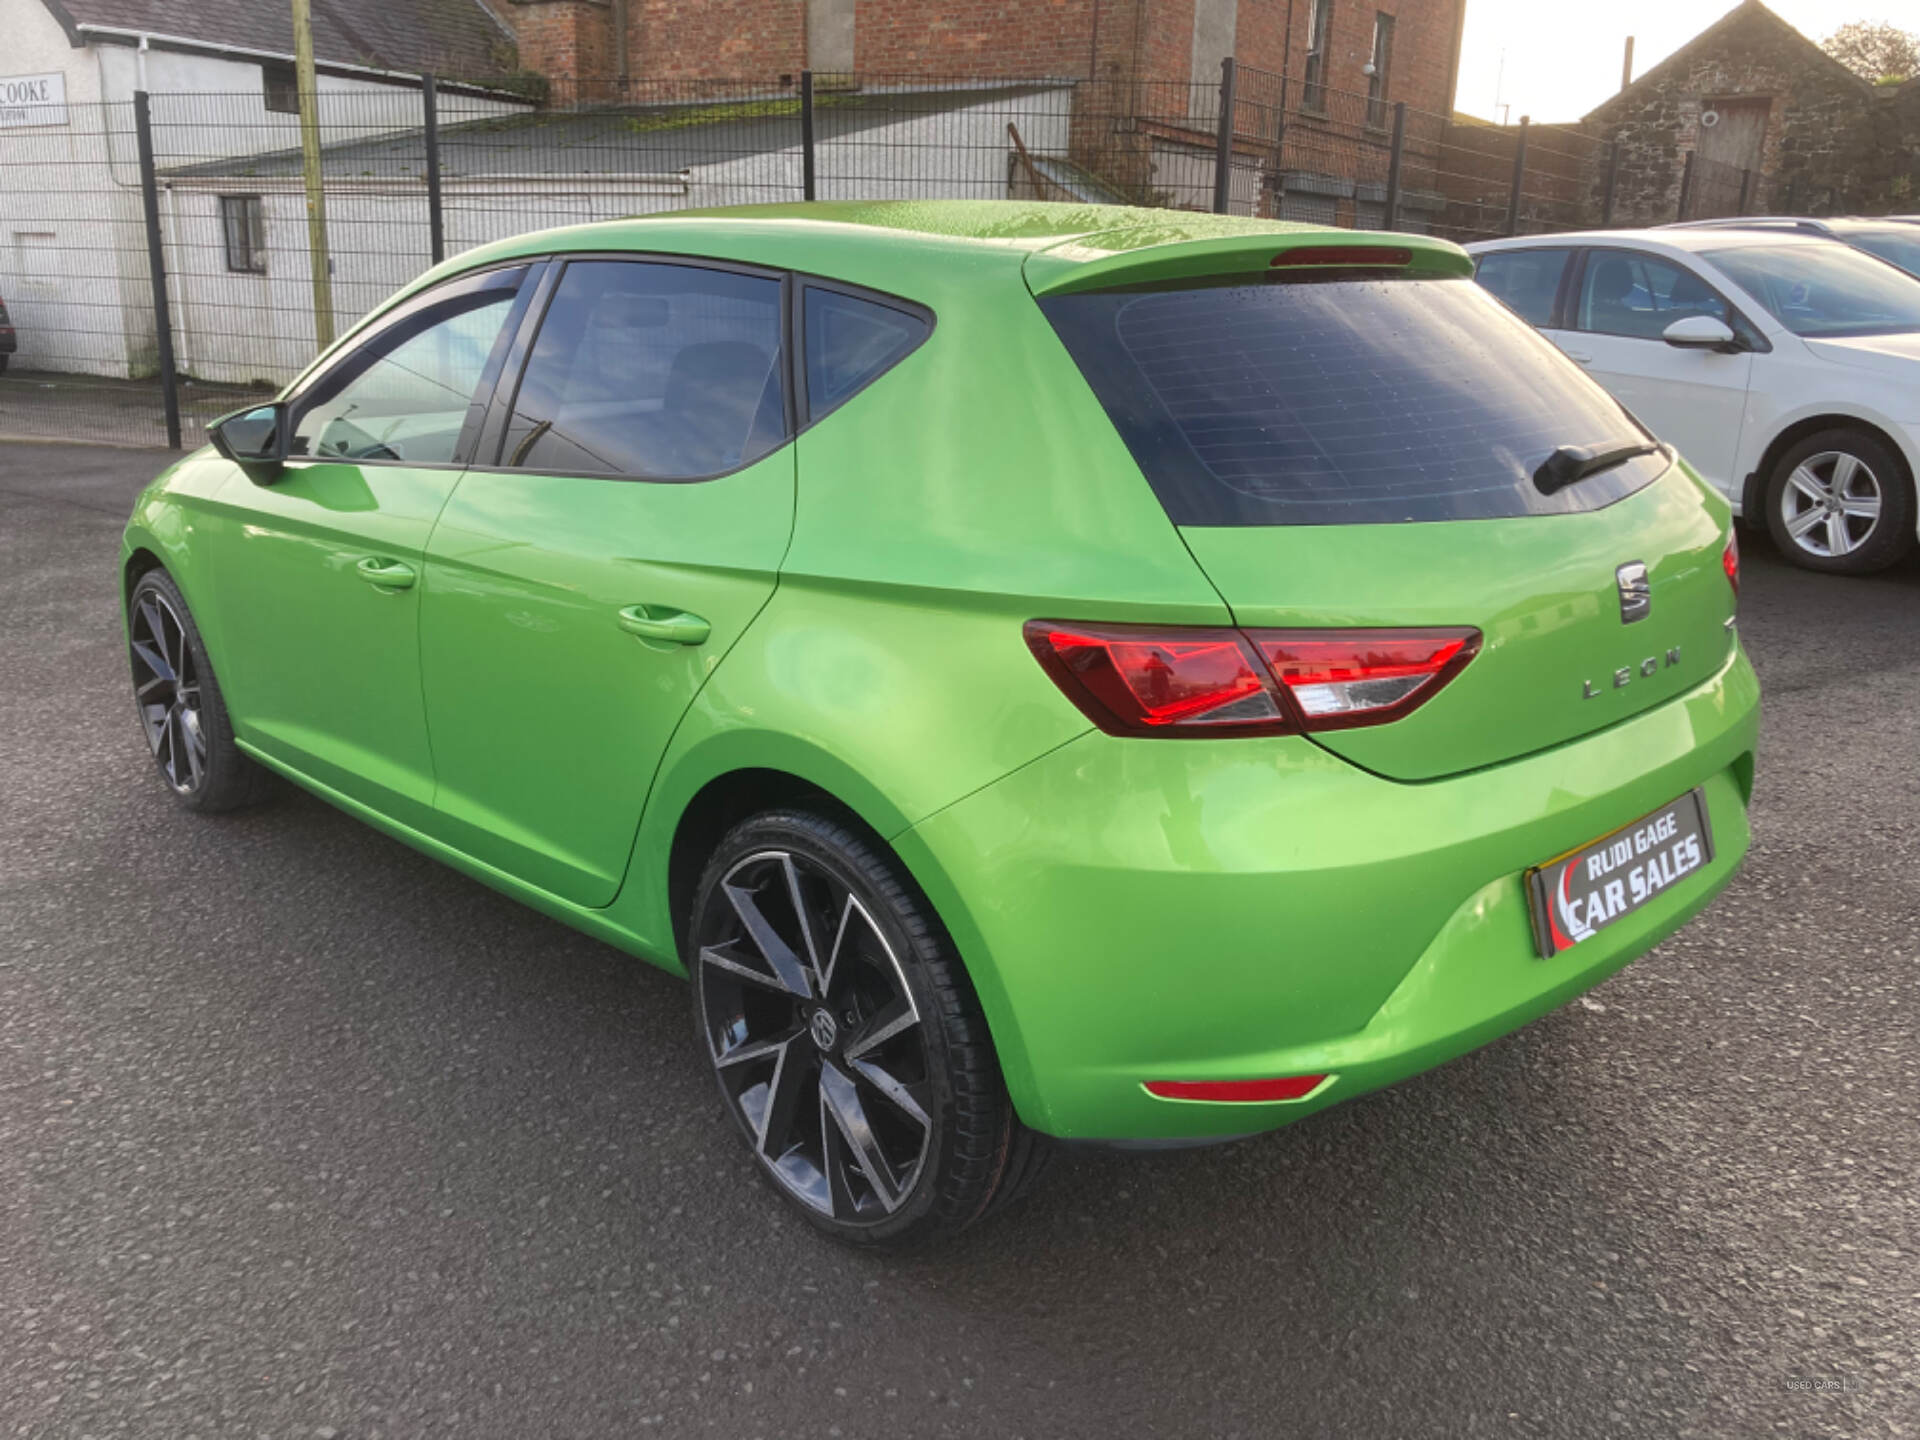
[1616,561,1651,624]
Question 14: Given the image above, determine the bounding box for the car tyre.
[127,569,273,812]
[689,809,1048,1248]
[1763,427,1915,576]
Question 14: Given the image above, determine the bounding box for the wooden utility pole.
[1621,36,1635,92]
[292,0,335,348]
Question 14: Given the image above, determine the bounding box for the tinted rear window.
[1041,274,1664,526]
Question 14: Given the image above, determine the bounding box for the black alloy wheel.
[689,811,1048,1247]
[126,569,271,813]
[130,585,207,795]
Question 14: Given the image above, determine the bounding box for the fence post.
[423,74,445,265]
[1383,100,1407,231]
[800,71,817,202]
[1601,141,1620,227]
[1503,115,1529,237]
[1213,56,1238,215]
[1736,165,1753,216]
[1677,150,1695,222]
[133,91,182,450]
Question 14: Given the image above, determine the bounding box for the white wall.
[0,0,529,379]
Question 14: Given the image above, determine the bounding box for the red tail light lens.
[1026,622,1479,736]
[1251,628,1481,731]
[1723,530,1740,596]
[1023,623,1291,736]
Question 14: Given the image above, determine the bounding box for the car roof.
[431,200,1475,298]
[1465,227,1840,257]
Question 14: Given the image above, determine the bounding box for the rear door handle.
[1560,350,1594,364]
[617,604,710,646]
[356,557,417,590]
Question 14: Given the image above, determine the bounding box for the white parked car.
[1466,228,1920,575]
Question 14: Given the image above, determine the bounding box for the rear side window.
[1042,274,1663,527]
[1474,247,1570,326]
[499,259,786,479]
[803,287,931,421]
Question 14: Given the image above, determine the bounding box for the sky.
[1453,0,1920,123]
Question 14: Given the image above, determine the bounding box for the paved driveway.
[2,441,1915,1438]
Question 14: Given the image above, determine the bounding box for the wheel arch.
[123,545,167,608]
[636,741,1044,1127]
[1742,413,1916,524]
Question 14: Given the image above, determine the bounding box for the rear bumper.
[896,640,1759,1141]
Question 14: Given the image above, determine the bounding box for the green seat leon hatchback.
[121,201,1758,1247]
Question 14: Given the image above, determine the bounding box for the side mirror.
[1662,315,1739,351]
[208,402,286,476]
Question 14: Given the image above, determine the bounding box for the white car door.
[1548,246,1755,500]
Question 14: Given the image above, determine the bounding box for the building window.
[1304,0,1336,113]
[1366,13,1395,128]
[262,61,298,114]
[220,196,267,274]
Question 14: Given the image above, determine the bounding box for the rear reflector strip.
[1144,1076,1329,1103]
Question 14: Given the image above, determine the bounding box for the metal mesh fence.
[0,100,180,447]
[0,67,1876,451]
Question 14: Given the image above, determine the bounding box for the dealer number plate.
[1527,789,1714,957]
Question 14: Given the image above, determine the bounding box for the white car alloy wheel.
[1778,449,1882,561]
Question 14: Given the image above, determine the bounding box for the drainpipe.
[613,0,630,88]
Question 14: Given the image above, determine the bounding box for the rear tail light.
[1251,629,1480,732]
[1024,623,1290,736]
[1024,622,1479,737]
[1723,530,1740,597]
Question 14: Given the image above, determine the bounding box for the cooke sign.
[0,74,69,128]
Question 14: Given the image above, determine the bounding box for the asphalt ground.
[1,439,1915,1440]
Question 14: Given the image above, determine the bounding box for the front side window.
[1574,249,1731,340]
[1705,242,1920,337]
[804,286,931,422]
[220,196,266,275]
[1304,0,1335,112]
[290,265,527,464]
[1366,13,1395,128]
[1042,273,1662,527]
[499,260,785,479]
[1474,247,1571,327]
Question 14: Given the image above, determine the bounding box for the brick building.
[497,0,1468,119]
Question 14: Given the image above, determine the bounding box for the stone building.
[1582,0,1882,220]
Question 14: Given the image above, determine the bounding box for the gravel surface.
[2,440,1915,1439]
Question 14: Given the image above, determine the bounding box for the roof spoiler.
[1024,227,1474,297]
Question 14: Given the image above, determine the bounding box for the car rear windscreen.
[1041,273,1666,527]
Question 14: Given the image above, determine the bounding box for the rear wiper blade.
[1533,441,1665,495]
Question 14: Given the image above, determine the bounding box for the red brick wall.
[1232,0,1463,118]
[502,0,1465,116]
[510,0,615,81]
[629,0,809,79]
[856,0,1097,76]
